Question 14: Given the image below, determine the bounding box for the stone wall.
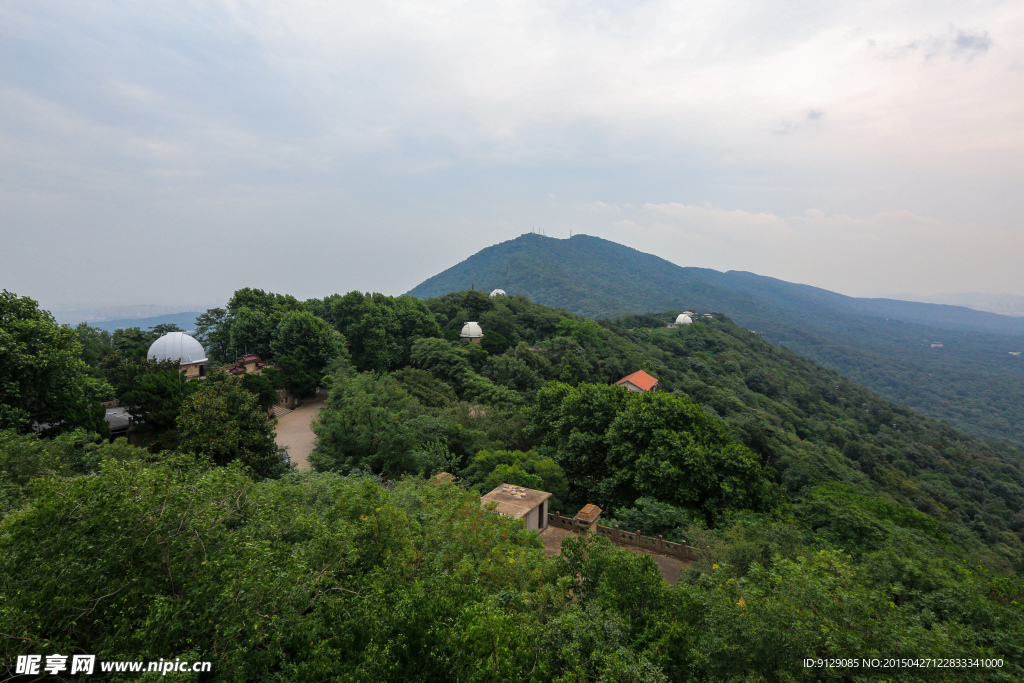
[547,513,700,561]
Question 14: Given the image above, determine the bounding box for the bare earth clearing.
[274,400,325,471]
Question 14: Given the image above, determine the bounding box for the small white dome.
[148,332,208,365]
[675,314,693,325]
[460,321,483,338]
[489,288,506,297]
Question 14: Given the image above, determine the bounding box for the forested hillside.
[407,234,1024,447]
[3,288,1023,681]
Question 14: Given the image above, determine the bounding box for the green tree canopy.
[111,326,152,359]
[460,449,569,510]
[532,382,782,523]
[310,372,422,476]
[270,310,343,398]
[177,375,284,478]
[120,363,197,451]
[0,291,106,434]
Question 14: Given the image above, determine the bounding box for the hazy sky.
[2,0,1022,313]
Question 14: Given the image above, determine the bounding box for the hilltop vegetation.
[407,233,1024,448]
[3,288,1024,680]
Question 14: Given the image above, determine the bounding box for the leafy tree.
[392,367,458,408]
[315,292,441,372]
[177,376,284,478]
[270,310,343,398]
[0,429,146,517]
[482,352,543,393]
[193,307,231,362]
[410,337,473,390]
[310,372,422,475]
[111,326,152,359]
[227,287,301,316]
[460,448,569,509]
[239,369,281,411]
[603,497,698,542]
[229,307,276,360]
[480,329,510,355]
[148,322,183,338]
[0,291,106,434]
[532,382,782,523]
[121,365,197,451]
[74,322,113,370]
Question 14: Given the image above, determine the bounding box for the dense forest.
[406,233,1024,448]
[2,287,1023,681]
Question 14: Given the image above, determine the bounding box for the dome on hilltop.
[460,322,484,339]
[675,314,693,325]
[148,332,207,365]
[489,288,506,297]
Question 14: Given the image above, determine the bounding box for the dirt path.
[538,526,689,584]
[274,399,325,471]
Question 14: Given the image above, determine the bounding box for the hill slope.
[408,234,1024,446]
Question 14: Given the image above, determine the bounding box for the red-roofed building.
[616,370,659,393]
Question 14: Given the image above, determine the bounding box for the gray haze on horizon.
[2,1,1022,313]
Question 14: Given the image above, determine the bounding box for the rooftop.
[481,483,552,519]
[616,370,659,391]
[575,503,602,523]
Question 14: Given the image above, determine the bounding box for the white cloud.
[0,0,1021,306]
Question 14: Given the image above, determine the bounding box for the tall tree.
[229,308,276,360]
[0,291,106,434]
[532,382,781,523]
[193,307,231,363]
[310,372,421,475]
[120,365,196,451]
[111,327,152,359]
[74,323,113,370]
[177,376,284,478]
[148,323,183,338]
[270,310,343,398]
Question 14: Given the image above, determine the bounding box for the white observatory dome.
[675,314,693,325]
[489,288,506,297]
[148,332,208,365]
[460,321,484,338]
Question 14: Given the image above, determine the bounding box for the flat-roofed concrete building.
[481,483,552,531]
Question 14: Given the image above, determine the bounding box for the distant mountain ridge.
[409,233,1024,335]
[82,312,203,333]
[408,233,1024,447]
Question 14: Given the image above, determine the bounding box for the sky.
[2,0,1022,315]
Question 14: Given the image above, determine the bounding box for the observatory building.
[460,321,484,344]
[675,313,693,325]
[489,288,506,297]
[148,332,208,378]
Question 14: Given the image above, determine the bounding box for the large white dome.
[460,321,483,338]
[148,332,207,364]
[675,314,693,325]
[489,288,506,297]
